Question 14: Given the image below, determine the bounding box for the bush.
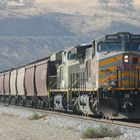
[28,113,46,120]
[81,126,122,139]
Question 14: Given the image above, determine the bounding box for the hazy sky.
[36,0,140,4]
[134,0,140,4]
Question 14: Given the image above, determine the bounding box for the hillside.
[0,0,140,71]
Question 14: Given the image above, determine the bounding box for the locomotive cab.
[95,32,140,119]
[97,33,140,89]
[56,44,92,89]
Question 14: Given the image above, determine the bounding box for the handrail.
[49,75,58,89]
[98,71,116,89]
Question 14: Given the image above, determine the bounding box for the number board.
[129,35,140,41]
[106,35,120,41]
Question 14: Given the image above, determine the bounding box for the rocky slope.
[0,0,140,71]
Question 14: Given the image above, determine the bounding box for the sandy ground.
[0,105,140,140]
[0,115,80,140]
[0,106,80,140]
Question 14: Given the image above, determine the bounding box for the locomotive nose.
[120,53,140,88]
[122,52,139,70]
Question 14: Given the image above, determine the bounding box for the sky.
[36,0,140,4]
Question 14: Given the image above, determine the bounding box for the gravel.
[0,104,139,140]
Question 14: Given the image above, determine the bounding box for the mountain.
[0,36,89,71]
[0,0,140,71]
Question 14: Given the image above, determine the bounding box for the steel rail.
[0,103,140,129]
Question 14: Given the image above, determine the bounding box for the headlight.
[123,54,129,63]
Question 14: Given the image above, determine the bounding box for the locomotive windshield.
[68,52,77,60]
[98,42,122,52]
[125,43,140,51]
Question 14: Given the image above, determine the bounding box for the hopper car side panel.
[25,65,35,96]
[35,60,48,96]
[0,74,4,95]
[17,68,25,96]
[4,72,10,95]
[10,70,17,96]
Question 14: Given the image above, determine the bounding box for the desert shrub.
[81,126,122,139]
[1,112,17,117]
[28,113,46,120]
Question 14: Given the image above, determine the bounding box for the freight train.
[0,32,140,119]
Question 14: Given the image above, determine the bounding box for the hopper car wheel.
[11,98,14,105]
[42,102,47,109]
[30,100,34,108]
[6,97,10,104]
[14,99,17,105]
[25,98,33,108]
[21,100,25,106]
[17,99,21,106]
[10,97,14,105]
[37,100,46,109]
[1,98,4,103]
[4,97,6,103]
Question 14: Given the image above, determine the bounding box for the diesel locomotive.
[0,32,140,119]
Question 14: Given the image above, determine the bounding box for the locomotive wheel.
[89,96,101,117]
[31,100,34,108]
[72,97,81,115]
[41,101,44,109]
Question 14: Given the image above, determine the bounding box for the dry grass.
[28,113,46,120]
[81,126,122,139]
[1,112,19,118]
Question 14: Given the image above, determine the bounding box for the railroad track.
[1,103,140,129]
